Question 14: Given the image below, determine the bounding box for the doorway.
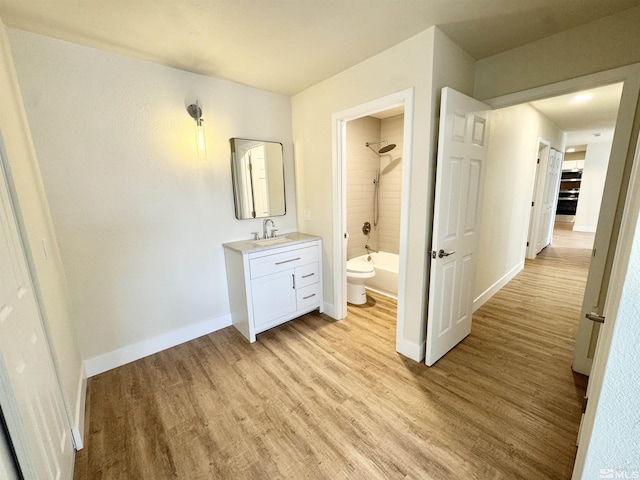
[480,67,640,476]
[481,83,623,364]
[481,70,636,372]
[332,88,415,356]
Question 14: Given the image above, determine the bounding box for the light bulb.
[195,121,207,162]
[572,94,592,104]
[187,101,207,162]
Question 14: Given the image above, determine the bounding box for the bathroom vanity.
[223,233,323,342]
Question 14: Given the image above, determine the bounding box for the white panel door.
[534,143,550,254]
[426,87,490,366]
[526,151,545,259]
[0,155,74,480]
[539,149,563,249]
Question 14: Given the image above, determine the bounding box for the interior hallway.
[74,224,592,479]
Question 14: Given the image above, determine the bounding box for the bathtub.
[351,251,399,299]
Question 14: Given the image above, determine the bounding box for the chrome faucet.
[365,244,378,254]
[263,218,276,239]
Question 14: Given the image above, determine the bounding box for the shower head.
[378,143,396,154]
[365,140,396,156]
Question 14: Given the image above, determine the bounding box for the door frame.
[331,88,414,353]
[571,133,640,478]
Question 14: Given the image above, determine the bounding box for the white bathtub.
[351,251,399,299]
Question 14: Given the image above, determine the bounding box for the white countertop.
[222,232,321,254]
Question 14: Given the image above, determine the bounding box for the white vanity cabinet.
[223,235,323,342]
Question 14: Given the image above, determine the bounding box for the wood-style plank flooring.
[74,224,592,479]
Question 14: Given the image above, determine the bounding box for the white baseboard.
[555,215,574,223]
[473,260,524,312]
[573,225,597,233]
[71,365,87,450]
[84,314,232,377]
[396,336,425,362]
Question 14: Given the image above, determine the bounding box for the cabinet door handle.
[301,273,315,278]
[292,274,295,289]
[303,293,316,300]
[276,257,300,265]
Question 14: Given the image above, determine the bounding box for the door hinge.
[592,248,597,257]
[537,158,540,164]
[582,396,588,414]
[531,201,535,207]
[526,241,529,247]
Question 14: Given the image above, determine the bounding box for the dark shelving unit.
[556,169,582,215]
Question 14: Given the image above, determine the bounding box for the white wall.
[574,141,613,232]
[7,28,296,371]
[0,19,83,438]
[474,6,640,100]
[474,104,565,305]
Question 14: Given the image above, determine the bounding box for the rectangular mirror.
[230,138,286,219]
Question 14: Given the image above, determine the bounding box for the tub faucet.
[365,244,378,254]
[263,218,275,239]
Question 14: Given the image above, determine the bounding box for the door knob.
[585,312,605,324]
[438,249,455,258]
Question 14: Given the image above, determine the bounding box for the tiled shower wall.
[379,114,403,254]
[346,116,380,260]
[345,114,403,260]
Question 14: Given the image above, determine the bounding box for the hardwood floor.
[74,225,591,479]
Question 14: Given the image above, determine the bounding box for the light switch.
[304,210,311,221]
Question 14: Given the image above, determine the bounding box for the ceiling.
[371,83,624,142]
[1,0,639,96]
[529,83,624,145]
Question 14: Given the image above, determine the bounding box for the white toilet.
[346,258,376,305]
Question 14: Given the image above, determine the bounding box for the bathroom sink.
[252,237,291,247]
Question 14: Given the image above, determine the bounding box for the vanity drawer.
[296,283,321,310]
[295,263,319,289]
[249,245,319,279]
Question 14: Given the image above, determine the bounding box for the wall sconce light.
[187,100,207,162]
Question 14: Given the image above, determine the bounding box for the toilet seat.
[346,259,374,274]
